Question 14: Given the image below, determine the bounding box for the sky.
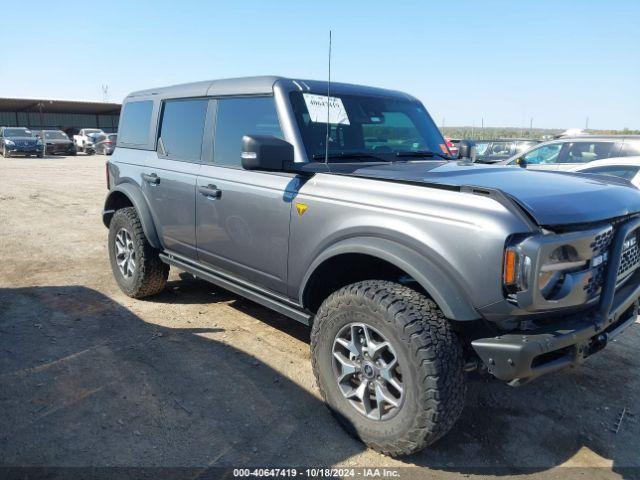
[1,0,638,130]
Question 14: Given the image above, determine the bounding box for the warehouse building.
[0,98,121,135]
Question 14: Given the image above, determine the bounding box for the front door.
[195,96,295,294]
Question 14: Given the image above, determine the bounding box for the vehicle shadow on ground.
[142,276,640,478]
[0,285,360,477]
[1,284,638,479]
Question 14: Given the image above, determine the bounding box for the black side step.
[159,253,312,325]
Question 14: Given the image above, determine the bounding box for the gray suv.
[103,76,640,456]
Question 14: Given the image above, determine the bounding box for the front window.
[522,144,562,164]
[4,128,32,138]
[290,92,447,161]
[44,131,68,140]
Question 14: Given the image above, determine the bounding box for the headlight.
[5,140,15,146]
[503,224,614,309]
[538,245,588,299]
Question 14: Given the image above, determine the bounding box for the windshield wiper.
[312,151,390,162]
[395,150,450,160]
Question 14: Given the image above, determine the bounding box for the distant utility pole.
[481,117,484,140]
[101,84,109,103]
[530,117,533,137]
[441,117,445,130]
[585,116,589,131]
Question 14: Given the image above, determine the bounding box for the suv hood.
[342,161,640,227]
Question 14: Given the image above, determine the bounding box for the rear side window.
[213,97,282,168]
[118,100,153,146]
[158,98,208,162]
[561,141,619,163]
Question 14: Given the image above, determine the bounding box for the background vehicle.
[35,130,77,155]
[569,156,640,188]
[0,126,43,158]
[473,138,540,163]
[73,128,103,154]
[503,135,640,170]
[94,133,117,155]
[444,136,459,157]
[102,76,640,457]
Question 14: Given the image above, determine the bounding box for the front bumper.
[7,145,43,155]
[473,216,640,385]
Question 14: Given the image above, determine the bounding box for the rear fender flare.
[102,184,161,249]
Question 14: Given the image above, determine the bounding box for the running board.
[159,253,312,325]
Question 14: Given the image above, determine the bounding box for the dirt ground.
[0,155,639,479]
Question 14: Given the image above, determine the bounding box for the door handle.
[142,173,160,185]
[199,184,222,199]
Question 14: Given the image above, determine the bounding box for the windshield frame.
[288,90,450,163]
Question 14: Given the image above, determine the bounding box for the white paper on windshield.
[303,93,350,125]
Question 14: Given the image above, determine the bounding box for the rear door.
[195,96,296,295]
[142,97,208,259]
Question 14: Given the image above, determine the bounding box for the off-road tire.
[108,207,169,298]
[311,280,466,457]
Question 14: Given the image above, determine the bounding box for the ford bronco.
[103,76,640,456]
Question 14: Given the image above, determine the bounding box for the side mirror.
[241,135,293,171]
[458,140,476,161]
[516,157,528,168]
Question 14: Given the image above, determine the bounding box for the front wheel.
[311,280,466,457]
[108,207,169,298]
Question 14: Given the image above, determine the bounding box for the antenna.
[324,30,332,165]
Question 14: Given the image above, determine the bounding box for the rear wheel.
[311,280,466,457]
[108,207,169,298]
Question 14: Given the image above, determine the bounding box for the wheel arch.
[300,237,479,321]
[102,184,161,249]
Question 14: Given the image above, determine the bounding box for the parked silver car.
[502,135,640,170]
[103,76,640,456]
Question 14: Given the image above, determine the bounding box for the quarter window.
[158,98,208,162]
[213,97,282,167]
[118,100,153,145]
[621,142,640,157]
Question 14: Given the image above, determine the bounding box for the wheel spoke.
[333,351,358,382]
[335,337,360,358]
[374,382,400,409]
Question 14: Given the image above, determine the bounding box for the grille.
[590,228,613,254]
[617,234,640,279]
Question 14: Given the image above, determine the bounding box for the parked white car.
[501,135,640,171]
[569,156,640,188]
[73,128,104,154]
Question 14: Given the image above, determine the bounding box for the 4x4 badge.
[296,203,308,216]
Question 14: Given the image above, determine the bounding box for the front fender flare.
[102,184,161,250]
[299,237,479,321]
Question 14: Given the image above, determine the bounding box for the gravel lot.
[0,154,639,479]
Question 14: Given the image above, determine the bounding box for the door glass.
[562,142,617,163]
[522,144,562,164]
[159,98,208,162]
[214,97,282,168]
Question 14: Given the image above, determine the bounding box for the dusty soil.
[0,155,639,479]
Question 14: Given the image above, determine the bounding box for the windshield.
[4,128,32,137]
[44,131,68,140]
[289,92,448,161]
[84,129,102,134]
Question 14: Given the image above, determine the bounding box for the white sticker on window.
[302,93,350,125]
